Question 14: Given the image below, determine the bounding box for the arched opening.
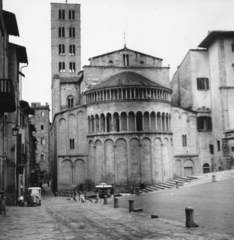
[121,112,127,131]
[95,114,99,133]
[100,114,105,133]
[136,112,143,131]
[151,112,156,131]
[203,163,210,173]
[106,113,112,132]
[113,112,120,132]
[129,112,135,131]
[67,95,74,108]
[144,112,150,131]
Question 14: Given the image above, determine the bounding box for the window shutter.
[197,78,200,90]
[206,78,209,90]
[197,117,201,130]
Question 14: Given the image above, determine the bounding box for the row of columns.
[86,87,170,104]
[88,112,171,134]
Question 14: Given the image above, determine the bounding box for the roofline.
[172,104,197,113]
[88,46,163,61]
[198,31,234,48]
[9,43,28,64]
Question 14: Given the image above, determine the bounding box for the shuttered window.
[197,116,212,131]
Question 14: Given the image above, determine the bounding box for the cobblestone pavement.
[0,172,233,240]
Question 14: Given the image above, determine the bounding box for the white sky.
[3,0,234,118]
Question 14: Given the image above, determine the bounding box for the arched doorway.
[203,163,210,173]
[184,160,194,176]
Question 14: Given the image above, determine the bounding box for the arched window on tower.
[59,9,65,20]
[69,10,75,20]
[67,96,74,108]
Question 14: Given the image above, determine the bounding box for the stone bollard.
[129,200,134,212]
[114,198,119,208]
[103,195,108,205]
[185,207,198,228]
[212,174,216,182]
[95,193,99,203]
[176,181,179,189]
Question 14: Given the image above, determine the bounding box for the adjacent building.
[0,0,35,205]
[170,31,234,172]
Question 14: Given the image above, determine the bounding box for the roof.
[198,31,234,48]
[88,71,170,91]
[3,10,19,36]
[9,43,28,64]
[89,46,163,61]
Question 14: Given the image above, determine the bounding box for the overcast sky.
[3,0,234,116]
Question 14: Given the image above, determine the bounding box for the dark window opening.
[197,116,212,131]
[41,125,44,130]
[67,96,74,108]
[209,144,214,154]
[69,62,76,72]
[140,61,144,64]
[59,27,65,37]
[182,134,187,147]
[203,163,210,173]
[70,139,75,149]
[197,78,209,90]
[69,45,75,55]
[136,112,143,131]
[59,44,65,55]
[40,154,44,161]
[69,10,75,20]
[59,9,65,20]
[106,118,110,132]
[59,62,65,72]
[116,119,120,132]
[41,137,45,145]
[217,140,220,151]
[123,54,129,66]
[69,27,75,38]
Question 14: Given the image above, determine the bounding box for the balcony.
[0,79,16,112]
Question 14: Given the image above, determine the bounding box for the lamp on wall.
[0,122,19,136]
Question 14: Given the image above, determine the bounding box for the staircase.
[139,176,198,194]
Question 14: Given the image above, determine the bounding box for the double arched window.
[67,96,74,108]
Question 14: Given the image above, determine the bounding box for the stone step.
[158,183,173,188]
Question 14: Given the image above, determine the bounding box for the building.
[30,102,50,183]
[170,31,234,172]
[0,0,35,205]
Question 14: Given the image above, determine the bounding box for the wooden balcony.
[0,79,16,112]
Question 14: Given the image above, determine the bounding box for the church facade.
[50,3,232,192]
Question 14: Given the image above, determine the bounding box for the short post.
[55,192,57,197]
[129,199,134,212]
[176,181,179,189]
[185,207,198,228]
[136,187,140,195]
[212,174,216,182]
[114,197,119,208]
[95,193,99,203]
[103,195,108,205]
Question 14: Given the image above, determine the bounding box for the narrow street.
[0,179,233,240]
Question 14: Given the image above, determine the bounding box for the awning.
[3,10,19,36]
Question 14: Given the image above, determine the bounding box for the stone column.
[119,114,122,131]
[142,114,144,131]
[121,88,123,99]
[129,88,132,99]
[161,143,164,182]
[149,113,151,131]
[134,113,137,131]
[94,117,96,133]
[155,114,157,131]
[134,88,136,98]
[104,116,107,133]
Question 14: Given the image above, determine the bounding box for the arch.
[106,113,112,132]
[153,138,162,183]
[129,138,141,185]
[115,139,128,185]
[95,140,103,183]
[184,159,194,176]
[88,141,95,182]
[95,114,99,133]
[109,60,113,65]
[136,111,143,131]
[91,115,94,133]
[104,140,115,183]
[121,112,127,131]
[77,111,86,151]
[58,118,66,155]
[144,112,150,131]
[157,112,161,131]
[100,114,105,133]
[113,112,120,132]
[74,159,85,185]
[128,111,135,131]
[141,138,152,184]
[203,163,210,173]
[151,112,156,131]
[60,159,72,185]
